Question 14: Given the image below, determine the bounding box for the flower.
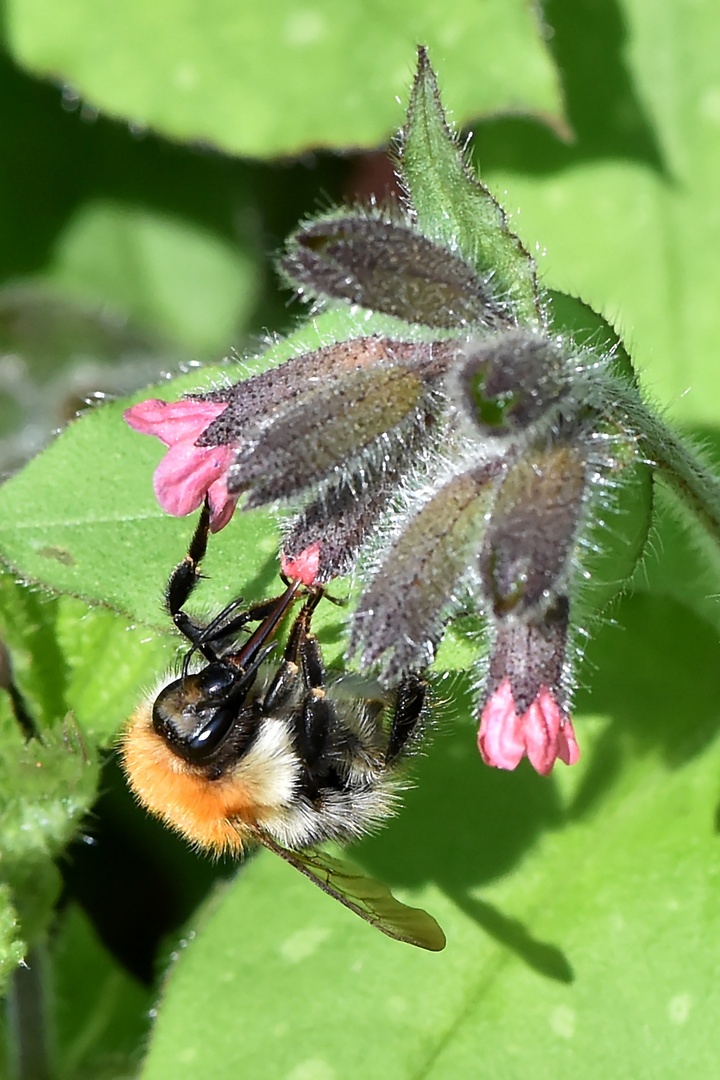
[476,597,580,775]
[478,677,580,776]
[124,399,236,532]
[280,542,322,587]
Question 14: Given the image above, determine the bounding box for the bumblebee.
[121,502,445,951]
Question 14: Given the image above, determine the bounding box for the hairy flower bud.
[452,329,574,439]
[228,363,431,506]
[281,424,431,584]
[351,463,502,679]
[478,597,579,775]
[280,214,510,329]
[479,443,588,616]
[194,336,452,448]
[125,336,457,528]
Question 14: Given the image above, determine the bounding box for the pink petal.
[281,543,322,586]
[207,473,238,532]
[552,706,581,766]
[478,679,526,770]
[153,442,235,518]
[522,691,563,776]
[124,398,227,447]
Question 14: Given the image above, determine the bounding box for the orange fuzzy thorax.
[120,702,257,856]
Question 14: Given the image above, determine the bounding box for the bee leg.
[261,597,316,712]
[167,498,302,662]
[165,499,213,646]
[295,608,353,783]
[167,509,262,661]
[264,597,340,779]
[385,673,427,765]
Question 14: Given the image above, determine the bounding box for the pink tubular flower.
[124,398,236,532]
[478,677,580,776]
[280,542,322,587]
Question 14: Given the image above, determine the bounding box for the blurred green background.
[1,1,720,1077]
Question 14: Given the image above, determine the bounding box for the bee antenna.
[180,594,250,678]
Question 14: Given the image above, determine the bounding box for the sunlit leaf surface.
[6,0,563,157]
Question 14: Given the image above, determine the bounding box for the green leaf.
[476,5,720,431]
[53,904,153,1080]
[0,381,280,629]
[0,572,173,746]
[6,0,564,158]
[45,200,260,355]
[0,702,99,944]
[401,47,541,323]
[136,591,720,1078]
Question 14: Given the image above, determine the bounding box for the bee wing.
[257,833,446,952]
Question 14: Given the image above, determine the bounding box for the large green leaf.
[45,200,260,355]
[138,591,720,1078]
[5,0,564,158]
[478,1,720,428]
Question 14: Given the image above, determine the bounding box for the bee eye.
[152,663,240,757]
[185,704,237,759]
[196,665,236,699]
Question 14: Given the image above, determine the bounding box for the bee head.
[152,662,255,765]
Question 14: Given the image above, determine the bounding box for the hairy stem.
[597,374,720,543]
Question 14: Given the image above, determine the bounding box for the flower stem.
[5,945,53,1080]
[598,374,720,543]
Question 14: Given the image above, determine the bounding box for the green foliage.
[0,683,98,954]
[0,3,718,1078]
[402,49,541,323]
[48,201,259,355]
[52,904,152,1080]
[0,889,24,991]
[6,0,563,157]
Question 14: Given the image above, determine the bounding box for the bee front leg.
[165,500,267,658]
[165,499,212,647]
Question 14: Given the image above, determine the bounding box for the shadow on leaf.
[357,588,720,976]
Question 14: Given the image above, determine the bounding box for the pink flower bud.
[280,543,322,586]
[477,598,580,775]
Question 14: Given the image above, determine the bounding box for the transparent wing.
[257,832,446,952]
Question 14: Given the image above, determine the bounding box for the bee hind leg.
[267,596,343,783]
[385,673,427,765]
